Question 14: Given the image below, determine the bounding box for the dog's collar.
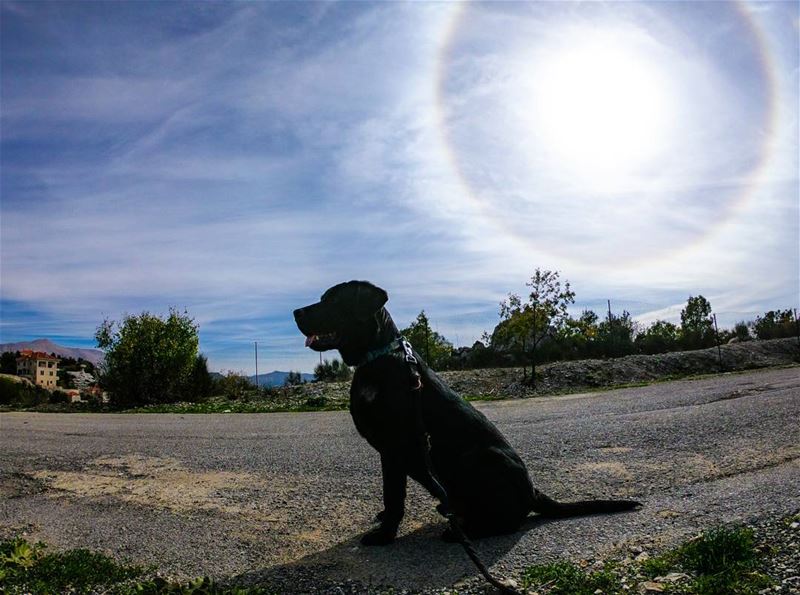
[358,336,417,368]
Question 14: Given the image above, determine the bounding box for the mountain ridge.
[0,338,104,366]
[248,371,315,387]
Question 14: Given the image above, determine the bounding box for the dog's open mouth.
[304,332,338,351]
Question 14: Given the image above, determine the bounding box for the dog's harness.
[363,337,521,595]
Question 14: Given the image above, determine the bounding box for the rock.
[639,582,665,593]
[662,572,690,582]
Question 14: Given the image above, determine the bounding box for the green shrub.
[752,309,796,340]
[0,377,49,407]
[284,371,303,386]
[213,371,252,400]
[0,538,141,594]
[0,538,274,594]
[521,561,621,594]
[95,308,201,407]
[676,527,756,575]
[313,358,352,382]
[49,390,70,404]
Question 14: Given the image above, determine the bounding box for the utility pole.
[712,314,723,371]
[254,341,259,388]
[794,308,800,347]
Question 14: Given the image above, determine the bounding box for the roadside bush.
[0,377,49,407]
[313,358,352,382]
[401,311,454,370]
[284,371,304,386]
[49,390,70,404]
[214,371,252,400]
[635,320,680,354]
[595,311,637,358]
[186,353,213,402]
[752,309,796,340]
[95,308,201,407]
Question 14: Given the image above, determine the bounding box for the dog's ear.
[354,282,388,320]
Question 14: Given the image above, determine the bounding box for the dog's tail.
[530,492,641,518]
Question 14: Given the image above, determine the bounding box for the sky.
[1,1,798,374]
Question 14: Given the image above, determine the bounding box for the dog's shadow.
[231,516,555,592]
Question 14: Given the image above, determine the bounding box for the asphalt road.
[1,366,799,593]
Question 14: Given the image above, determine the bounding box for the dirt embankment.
[288,338,800,408]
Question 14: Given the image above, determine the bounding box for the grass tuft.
[521,560,621,594]
[0,537,142,593]
[521,525,774,595]
[676,526,756,575]
[0,538,274,594]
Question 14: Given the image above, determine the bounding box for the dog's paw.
[360,526,396,546]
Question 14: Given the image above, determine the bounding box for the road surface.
[1,366,798,592]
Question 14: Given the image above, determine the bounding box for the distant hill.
[248,371,315,387]
[0,338,104,366]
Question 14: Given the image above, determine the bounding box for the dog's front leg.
[361,452,406,546]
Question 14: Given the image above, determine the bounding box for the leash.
[398,338,522,595]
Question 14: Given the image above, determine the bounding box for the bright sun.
[525,31,675,189]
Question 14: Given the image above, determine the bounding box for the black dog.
[294,280,639,545]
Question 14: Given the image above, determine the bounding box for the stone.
[663,572,690,582]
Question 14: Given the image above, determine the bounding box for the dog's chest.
[350,382,400,449]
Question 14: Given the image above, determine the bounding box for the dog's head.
[293,280,391,365]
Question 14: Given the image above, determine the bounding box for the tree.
[751,309,795,340]
[555,309,599,360]
[187,354,213,402]
[680,295,715,350]
[314,358,352,382]
[400,310,453,370]
[732,321,752,342]
[495,269,575,382]
[214,370,251,400]
[95,308,200,407]
[596,310,638,357]
[493,293,535,376]
[0,351,18,374]
[635,320,680,355]
[284,371,303,386]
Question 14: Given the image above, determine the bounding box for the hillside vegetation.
[125,337,799,413]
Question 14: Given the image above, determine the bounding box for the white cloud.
[1,1,796,372]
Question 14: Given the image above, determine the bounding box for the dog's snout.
[293,308,305,321]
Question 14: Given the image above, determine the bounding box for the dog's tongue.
[305,335,316,347]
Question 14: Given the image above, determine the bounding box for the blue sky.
[1,1,797,374]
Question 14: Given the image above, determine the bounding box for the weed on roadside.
[0,538,275,595]
[0,537,142,594]
[521,560,622,594]
[521,525,775,595]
